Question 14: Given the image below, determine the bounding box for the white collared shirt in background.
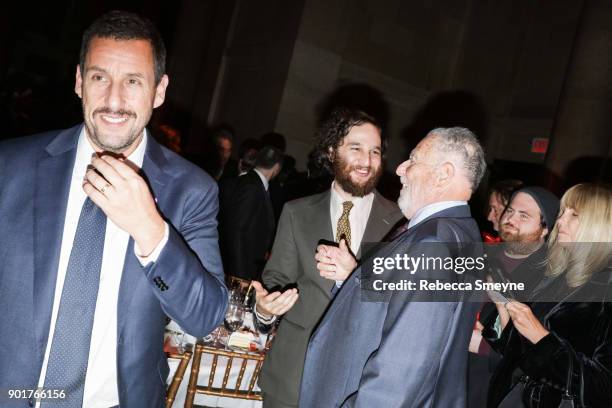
[408,201,467,230]
[253,168,269,191]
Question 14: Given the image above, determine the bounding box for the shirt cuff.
[335,280,344,288]
[254,303,277,325]
[135,222,169,266]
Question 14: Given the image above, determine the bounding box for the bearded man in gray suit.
[300,127,486,407]
[251,108,403,408]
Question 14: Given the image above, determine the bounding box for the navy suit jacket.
[0,125,228,407]
[299,205,481,408]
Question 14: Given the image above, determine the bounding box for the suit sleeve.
[143,180,228,337]
[223,181,260,277]
[342,239,465,407]
[261,204,299,289]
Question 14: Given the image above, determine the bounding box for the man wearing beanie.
[468,186,560,407]
[491,186,560,298]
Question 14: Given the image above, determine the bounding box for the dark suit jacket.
[219,170,276,280]
[259,190,403,406]
[300,205,481,407]
[0,125,228,407]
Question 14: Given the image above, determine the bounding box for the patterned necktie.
[336,201,354,248]
[42,198,107,407]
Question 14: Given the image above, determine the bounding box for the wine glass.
[224,302,245,333]
[202,326,226,348]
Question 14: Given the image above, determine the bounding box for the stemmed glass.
[224,301,245,333]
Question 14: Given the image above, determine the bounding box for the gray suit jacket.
[259,189,403,406]
[299,205,481,408]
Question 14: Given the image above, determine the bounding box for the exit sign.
[531,138,549,154]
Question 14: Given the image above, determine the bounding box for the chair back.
[184,342,264,407]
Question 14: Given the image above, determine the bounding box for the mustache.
[93,107,137,117]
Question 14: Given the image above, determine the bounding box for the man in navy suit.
[0,11,227,407]
[300,127,487,407]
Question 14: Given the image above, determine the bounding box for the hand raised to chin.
[83,154,165,256]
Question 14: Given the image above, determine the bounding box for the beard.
[332,153,382,197]
[85,106,142,153]
[500,223,544,255]
[397,177,429,219]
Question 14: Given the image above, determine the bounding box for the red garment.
[482,231,502,243]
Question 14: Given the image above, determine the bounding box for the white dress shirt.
[408,201,467,230]
[36,129,167,408]
[253,168,269,191]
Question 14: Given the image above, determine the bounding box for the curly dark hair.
[80,10,166,84]
[310,107,383,174]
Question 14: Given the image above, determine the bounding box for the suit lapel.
[362,192,397,243]
[303,191,335,293]
[117,136,168,337]
[360,191,404,259]
[33,126,80,369]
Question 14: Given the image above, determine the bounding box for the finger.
[250,281,268,297]
[317,262,335,272]
[264,291,282,303]
[85,168,113,194]
[100,155,136,179]
[339,239,349,252]
[91,156,124,186]
[83,181,108,207]
[314,252,331,263]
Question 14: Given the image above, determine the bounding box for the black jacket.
[484,267,612,408]
[219,170,275,280]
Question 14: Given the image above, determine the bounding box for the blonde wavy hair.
[546,183,612,287]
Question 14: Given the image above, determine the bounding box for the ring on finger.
[100,183,111,194]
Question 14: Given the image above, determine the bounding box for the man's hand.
[83,155,165,256]
[252,281,298,318]
[315,239,357,281]
[505,301,549,344]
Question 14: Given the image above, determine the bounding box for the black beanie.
[510,186,560,230]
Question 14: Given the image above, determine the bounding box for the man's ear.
[153,74,169,109]
[436,162,455,187]
[540,227,549,240]
[327,146,335,163]
[75,65,83,99]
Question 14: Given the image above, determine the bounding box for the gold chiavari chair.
[184,341,264,407]
[165,345,193,408]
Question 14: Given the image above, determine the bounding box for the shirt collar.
[408,200,467,229]
[73,127,148,178]
[330,180,375,211]
[253,168,269,191]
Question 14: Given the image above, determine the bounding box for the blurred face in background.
[487,192,505,232]
[216,136,233,165]
[332,123,383,197]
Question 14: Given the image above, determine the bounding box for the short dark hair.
[490,179,523,207]
[310,107,383,173]
[256,146,284,170]
[80,10,166,84]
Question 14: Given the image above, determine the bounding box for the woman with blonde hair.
[484,183,612,407]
